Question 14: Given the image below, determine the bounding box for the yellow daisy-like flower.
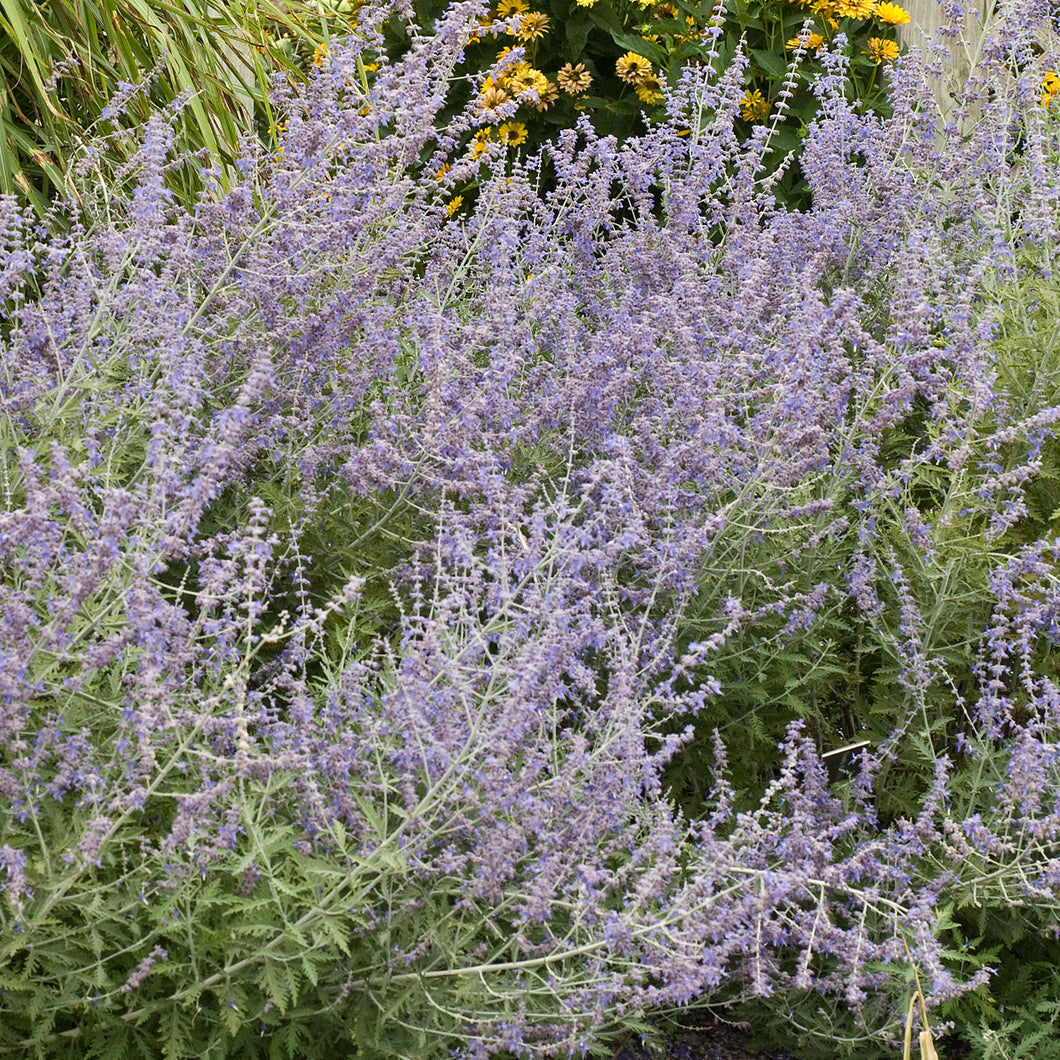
[740,88,769,122]
[493,56,527,89]
[312,43,329,66]
[477,74,511,112]
[446,195,464,217]
[498,121,529,145]
[514,11,550,40]
[616,51,654,86]
[469,128,495,159]
[436,163,452,181]
[874,1,911,23]
[508,66,550,98]
[497,0,528,14]
[1040,71,1060,106]
[478,84,510,114]
[532,80,560,111]
[655,3,679,16]
[574,0,597,6]
[635,76,664,104]
[863,36,900,61]
[556,61,593,94]
[786,31,826,52]
[833,0,875,18]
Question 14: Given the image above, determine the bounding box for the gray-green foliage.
[664,251,1060,1060]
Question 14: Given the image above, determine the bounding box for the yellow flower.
[531,80,560,111]
[833,0,875,17]
[556,61,593,94]
[574,0,597,5]
[436,163,452,181]
[740,88,769,122]
[1040,72,1060,106]
[616,51,654,86]
[478,81,510,114]
[675,14,699,42]
[786,31,826,52]
[498,121,529,145]
[496,0,528,14]
[874,1,911,23]
[446,196,464,217]
[508,66,550,98]
[469,16,493,42]
[863,36,900,61]
[469,128,495,159]
[514,11,550,40]
[635,76,664,104]
[312,43,329,66]
[493,56,525,89]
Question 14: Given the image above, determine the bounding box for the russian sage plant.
[3,1,1060,1057]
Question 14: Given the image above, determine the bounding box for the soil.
[610,1019,804,1060]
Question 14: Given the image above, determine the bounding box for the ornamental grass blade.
[0,0,62,117]
[920,1030,940,1060]
[903,991,941,1060]
[0,0,332,215]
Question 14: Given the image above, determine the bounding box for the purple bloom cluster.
[2,0,1060,1055]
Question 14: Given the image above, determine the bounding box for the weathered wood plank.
[895,0,997,129]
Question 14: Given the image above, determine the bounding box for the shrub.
[3,0,1060,1057]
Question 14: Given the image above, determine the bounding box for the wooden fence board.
[896,0,997,130]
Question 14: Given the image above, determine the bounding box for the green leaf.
[161,1004,193,1060]
[611,32,667,66]
[564,11,592,55]
[259,957,297,1014]
[300,951,320,987]
[750,47,789,80]
[586,2,625,34]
